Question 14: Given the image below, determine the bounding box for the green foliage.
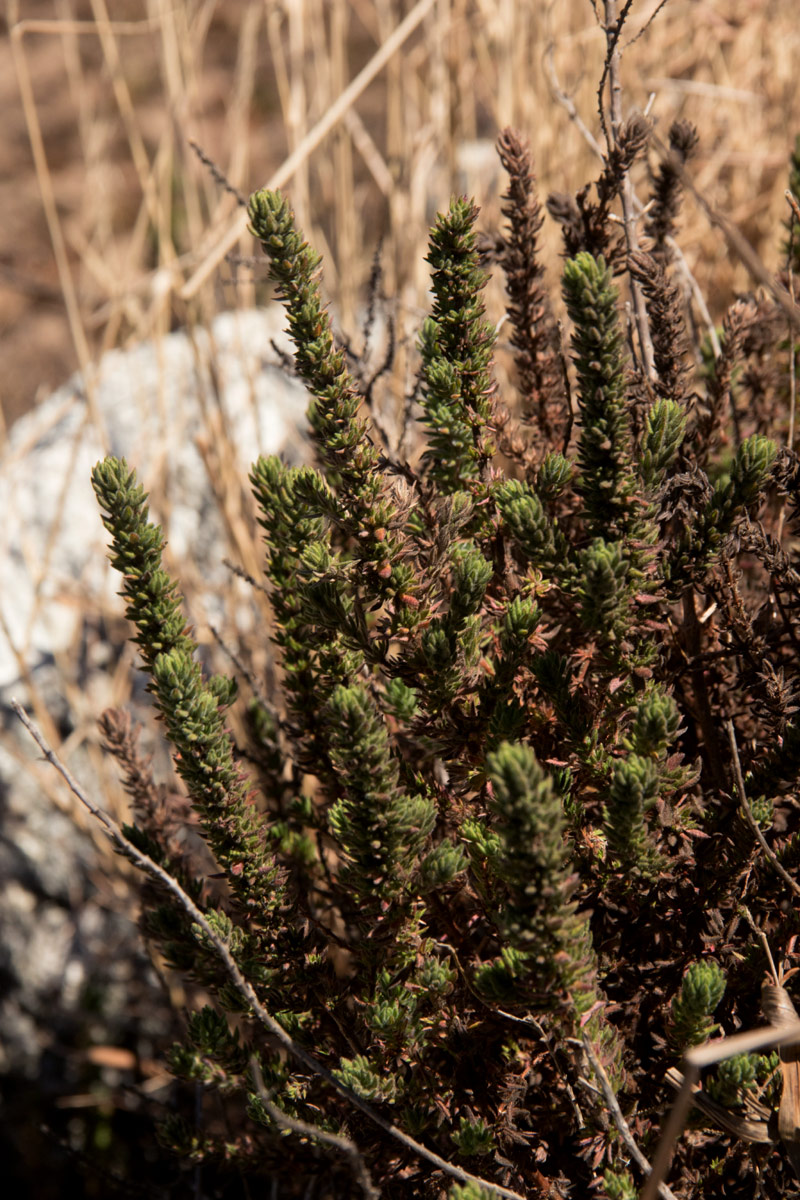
[667,432,778,584]
[168,1006,250,1087]
[451,1116,495,1157]
[334,1054,398,1104]
[495,478,557,567]
[670,960,727,1049]
[742,793,775,831]
[603,753,661,875]
[627,685,681,757]
[535,451,572,503]
[640,398,686,489]
[247,190,377,499]
[249,192,424,632]
[475,742,601,1023]
[449,540,493,624]
[384,677,419,722]
[418,839,468,890]
[326,683,435,902]
[706,1053,757,1107]
[87,123,800,1200]
[92,459,282,928]
[91,457,195,670]
[418,198,496,492]
[603,1169,637,1200]
[576,538,631,640]
[447,1185,495,1200]
[562,253,636,539]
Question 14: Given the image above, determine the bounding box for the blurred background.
[3,1,800,1197]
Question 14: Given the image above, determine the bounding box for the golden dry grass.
[4,0,800,431]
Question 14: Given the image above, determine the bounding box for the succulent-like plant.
[37,86,800,1200]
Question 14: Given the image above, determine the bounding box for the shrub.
[24,36,800,1200]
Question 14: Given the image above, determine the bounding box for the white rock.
[0,307,310,689]
[0,308,311,1077]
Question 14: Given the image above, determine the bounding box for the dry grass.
[5,1,800,429]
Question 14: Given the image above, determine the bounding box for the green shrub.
[76,81,800,1200]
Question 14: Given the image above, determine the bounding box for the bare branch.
[726,718,800,899]
[650,131,800,326]
[665,234,721,359]
[643,1021,800,1200]
[601,0,656,383]
[543,41,605,163]
[188,140,247,208]
[786,190,799,457]
[545,37,721,367]
[11,699,526,1200]
[622,0,671,51]
[579,1035,679,1200]
[597,0,636,153]
[250,1057,379,1200]
[663,1065,774,1142]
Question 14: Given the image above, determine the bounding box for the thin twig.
[785,189,799,456]
[250,1057,379,1200]
[622,0,671,51]
[602,0,656,383]
[180,0,437,301]
[551,3,658,380]
[776,192,797,545]
[663,1065,773,1143]
[542,41,605,163]
[545,39,721,369]
[528,1017,584,1130]
[596,0,636,150]
[665,234,721,359]
[738,906,781,983]
[650,131,800,326]
[643,1021,800,1200]
[557,320,574,456]
[8,15,105,443]
[208,621,280,723]
[11,700,525,1200]
[726,718,800,899]
[189,140,247,207]
[222,557,271,597]
[579,1035,679,1200]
